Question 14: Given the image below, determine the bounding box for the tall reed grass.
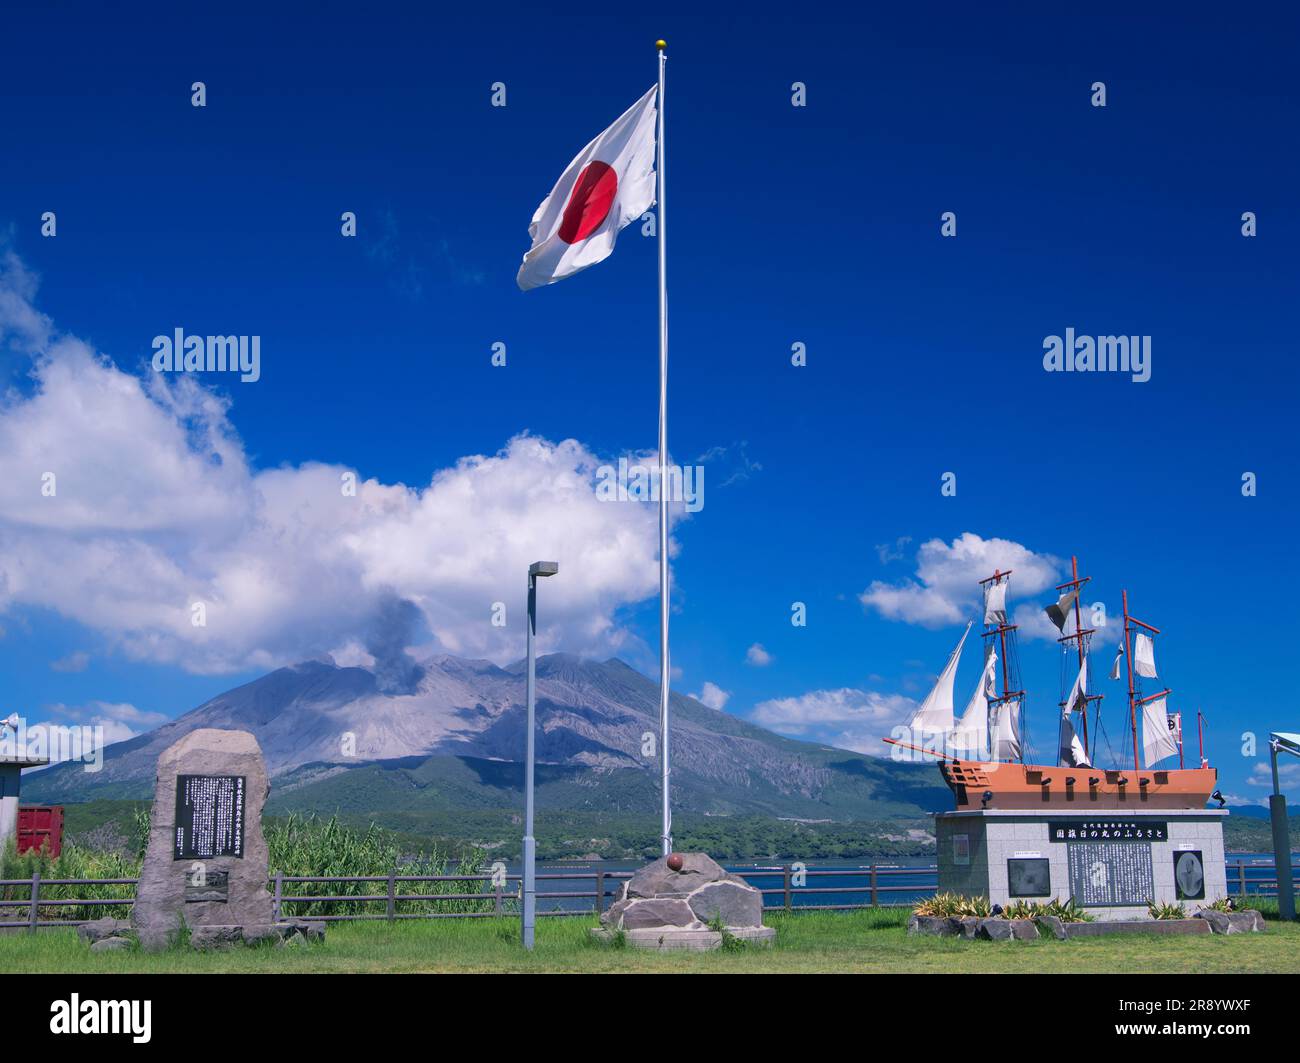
[0,812,495,923]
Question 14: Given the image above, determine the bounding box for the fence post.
[494,878,504,916]
[594,870,605,917]
[28,871,40,934]
[783,865,792,912]
[273,871,283,923]
[386,870,396,922]
[870,864,878,907]
[1237,861,1246,898]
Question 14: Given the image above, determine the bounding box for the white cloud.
[12,701,170,765]
[746,642,773,667]
[751,687,917,754]
[690,681,730,711]
[1249,762,1300,788]
[860,532,1063,630]
[50,650,90,673]
[0,253,674,674]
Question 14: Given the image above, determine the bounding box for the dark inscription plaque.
[173,775,246,860]
[1067,841,1154,907]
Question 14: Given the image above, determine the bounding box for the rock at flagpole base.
[590,852,775,950]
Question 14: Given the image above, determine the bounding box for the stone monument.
[936,807,1229,920]
[593,852,775,949]
[131,728,275,950]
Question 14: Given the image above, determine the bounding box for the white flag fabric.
[517,85,658,291]
[1109,641,1125,680]
[1134,632,1157,678]
[1142,695,1180,766]
[983,580,1007,625]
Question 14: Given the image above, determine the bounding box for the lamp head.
[529,561,559,578]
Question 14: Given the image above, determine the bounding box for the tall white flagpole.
[655,39,672,857]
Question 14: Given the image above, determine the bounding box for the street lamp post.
[1268,732,1299,921]
[522,560,558,949]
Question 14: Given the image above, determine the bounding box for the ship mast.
[1056,556,1103,760]
[1121,590,1174,772]
[979,568,1025,762]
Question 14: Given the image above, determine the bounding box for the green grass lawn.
[3,908,1299,973]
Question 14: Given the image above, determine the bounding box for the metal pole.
[655,40,672,858]
[522,571,538,948]
[1269,740,1295,920]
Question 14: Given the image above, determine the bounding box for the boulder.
[617,898,697,930]
[90,937,132,953]
[1197,909,1266,935]
[77,917,132,944]
[625,852,735,899]
[687,880,763,928]
[277,919,326,942]
[978,918,1014,940]
[944,916,982,939]
[190,925,245,951]
[1009,919,1038,940]
[907,914,955,936]
[1035,914,1068,941]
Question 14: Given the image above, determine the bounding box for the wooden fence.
[1,860,1295,932]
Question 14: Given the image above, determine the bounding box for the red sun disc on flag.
[558,161,618,244]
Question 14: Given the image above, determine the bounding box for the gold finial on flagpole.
[655,39,667,51]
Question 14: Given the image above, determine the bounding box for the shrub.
[1148,899,1187,920]
[913,892,989,918]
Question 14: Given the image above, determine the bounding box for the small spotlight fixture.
[1211,789,1226,808]
[1065,777,1076,786]
[980,790,994,809]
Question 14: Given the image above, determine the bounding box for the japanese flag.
[517,85,658,291]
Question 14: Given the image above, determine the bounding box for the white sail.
[1056,657,1091,766]
[1108,641,1124,680]
[1134,632,1157,678]
[952,644,996,758]
[1064,658,1087,714]
[1058,711,1090,767]
[1046,588,1078,632]
[990,697,1021,762]
[907,622,971,734]
[1142,695,1179,766]
[983,580,1007,625]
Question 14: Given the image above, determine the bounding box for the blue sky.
[0,4,1297,803]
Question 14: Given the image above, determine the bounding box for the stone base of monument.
[936,807,1229,921]
[593,852,774,950]
[589,925,775,950]
[78,916,326,951]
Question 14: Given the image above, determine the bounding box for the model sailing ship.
[884,557,1217,810]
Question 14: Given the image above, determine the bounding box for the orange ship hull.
[939,760,1217,811]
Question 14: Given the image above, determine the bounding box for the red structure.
[16,805,63,857]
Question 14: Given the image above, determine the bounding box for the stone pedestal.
[131,729,274,950]
[593,853,775,949]
[936,808,1228,920]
